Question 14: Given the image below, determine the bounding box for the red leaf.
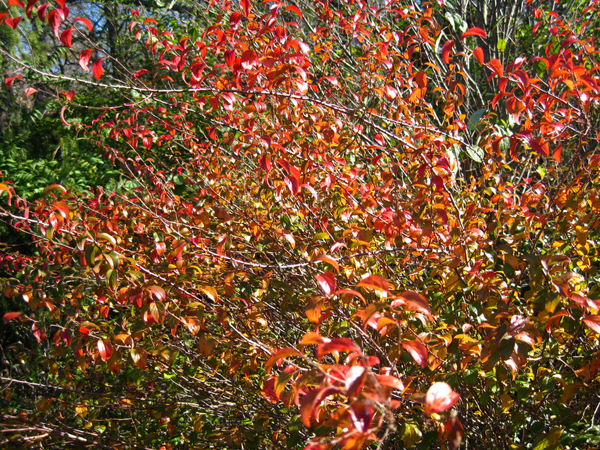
[442,40,454,64]
[97,340,113,361]
[375,374,405,391]
[461,27,487,40]
[583,315,600,334]
[3,312,22,324]
[391,291,433,320]
[317,338,361,360]
[37,3,47,21]
[48,9,64,39]
[315,272,337,296]
[4,16,22,29]
[445,416,464,450]
[60,28,73,48]
[345,366,366,397]
[146,285,166,302]
[229,12,242,29]
[24,87,38,96]
[74,16,93,32]
[300,387,339,427]
[402,340,428,368]
[55,0,66,8]
[324,76,339,87]
[570,293,597,312]
[284,176,299,195]
[486,59,504,78]
[224,49,236,67]
[60,105,70,127]
[8,0,24,8]
[414,71,427,88]
[5,74,23,88]
[240,0,251,18]
[473,47,485,64]
[425,382,460,414]
[240,49,258,70]
[133,69,150,78]
[384,84,397,100]
[79,49,93,71]
[285,5,302,19]
[25,0,39,20]
[356,275,390,294]
[92,57,104,80]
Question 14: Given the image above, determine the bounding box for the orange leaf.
[149,301,165,324]
[486,59,504,78]
[0,183,14,200]
[473,47,485,64]
[335,289,366,304]
[356,275,390,294]
[199,285,218,302]
[43,184,66,196]
[461,27,487,40]
[317,338,361,360]
[315,255,339,273]
[265,348,300,373]
[375,374,405,391]
[384,84,397,100]
[300,332,328,346]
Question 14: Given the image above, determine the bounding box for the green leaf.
[465,145,484,162]
[467,108,487,131]
[401,422,422,448]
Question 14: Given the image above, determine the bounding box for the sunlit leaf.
[425,382,460,414]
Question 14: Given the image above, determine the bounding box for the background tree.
[2,0,600,449]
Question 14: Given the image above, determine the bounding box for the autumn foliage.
[2,0,600,448]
